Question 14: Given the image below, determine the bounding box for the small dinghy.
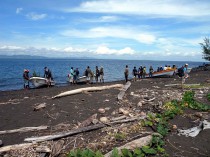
[30,77,55,88]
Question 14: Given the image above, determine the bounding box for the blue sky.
[0,0,210,61]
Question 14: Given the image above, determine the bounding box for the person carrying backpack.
[178,64,189,88]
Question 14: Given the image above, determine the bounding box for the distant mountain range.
[0,55,47,59]
[0,55,95,59]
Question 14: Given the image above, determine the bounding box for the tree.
[200,37,210,61]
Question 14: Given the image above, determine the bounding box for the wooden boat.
[146,69,175,78]
[67,75,95,83]
[187,68,192,73]
[30,77,55,88]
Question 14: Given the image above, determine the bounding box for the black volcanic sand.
[0,70,209,157]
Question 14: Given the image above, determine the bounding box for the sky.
[0,0,210,61]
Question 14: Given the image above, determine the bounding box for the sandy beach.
[0,70,209,157]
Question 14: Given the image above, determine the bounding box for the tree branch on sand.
[0,126,48,135]
[24,116,146,143]
[52,84,124,99]
[118,81,131,100]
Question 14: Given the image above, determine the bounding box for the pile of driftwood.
[0,82,156,156]
[0,113,153,157]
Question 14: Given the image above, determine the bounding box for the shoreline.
[0,61,208,91]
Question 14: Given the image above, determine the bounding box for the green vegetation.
[114,132,127,141]
[67,149,103,157]
[182,91,210,111]
[207,93,210,101]
[200,37,210,61]
[67,91,209,157]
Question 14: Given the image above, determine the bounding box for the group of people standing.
[124,64,189,83]
[68,66,104,84]
[23,67,53,89]
[124,65,154,82]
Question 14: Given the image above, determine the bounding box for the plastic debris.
[178,120,210,137]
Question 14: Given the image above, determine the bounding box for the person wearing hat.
[23,69,30,89]
[184,63,189,78]
[180,63,189,87]
[99,66,104,83]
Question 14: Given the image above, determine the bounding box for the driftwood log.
[24,116,146,143]
[0,126,48,135]
[104,135,153,157]
[52,84,124,99]
[0,143,34,153]
[118,81,131,100]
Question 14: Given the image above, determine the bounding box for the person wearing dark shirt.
[124,65,129,82]
[44,67,53,87]
[132,66,137,81]
[149,66,154,77]
[95,66,100,83]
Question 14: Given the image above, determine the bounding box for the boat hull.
[146,70,175,78]
[30,77,55,88]
[67,76,95,83]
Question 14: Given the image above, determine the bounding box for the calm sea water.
[0,59,204,91]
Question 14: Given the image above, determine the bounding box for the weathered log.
[0,126,48,135]
[35,146,51,153]
[52,84,124,99]
[24,116,146,142]
[104,135,153,157]
[0,143,34,153]
[165,83,200,87]
[111,116,126,121]
[25,123,106,142]
[118,81,131,100]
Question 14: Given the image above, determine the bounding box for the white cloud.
[0,45,25,51]
[16,8,23,14]
[66,0,210,19]
[95,46,135,55]
[99,16,120,22]
[64,47,90,53]
[135,34,156,44]
[61,26,156,44]
[26,12,47,20]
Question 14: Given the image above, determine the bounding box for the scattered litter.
[34,103,46,111]
[104,99,110,102]
[178,120,210,137]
